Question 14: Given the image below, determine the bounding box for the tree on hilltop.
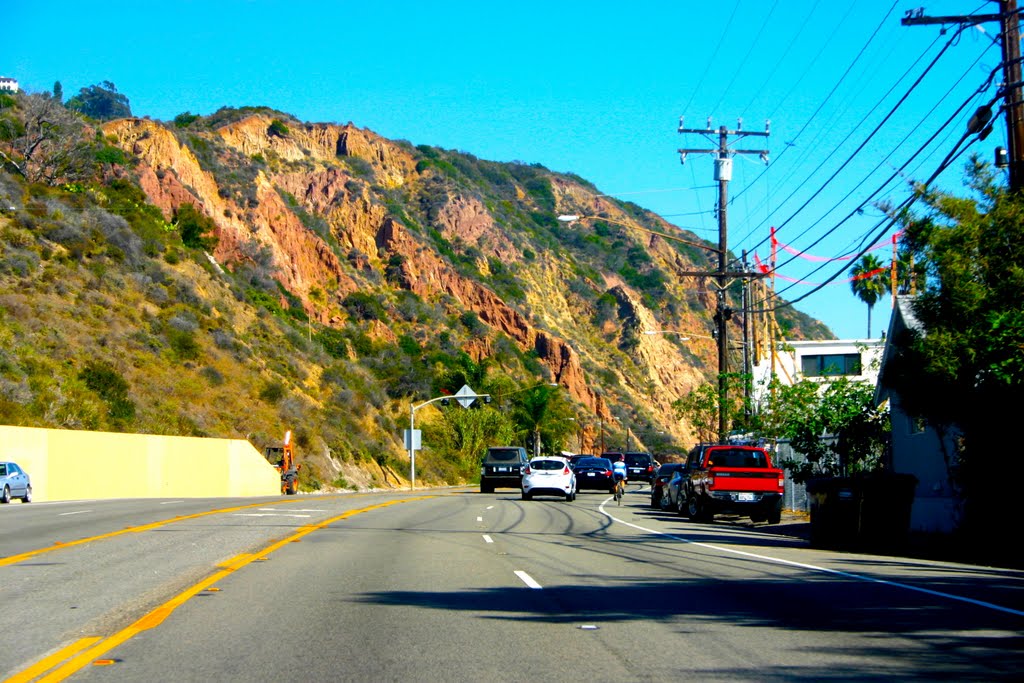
[66,81,132,121]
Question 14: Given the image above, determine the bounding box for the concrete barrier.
[0,425,281,501]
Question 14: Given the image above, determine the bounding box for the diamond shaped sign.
[454,384,477,409]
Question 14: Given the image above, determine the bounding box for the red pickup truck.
[683,444,785,524]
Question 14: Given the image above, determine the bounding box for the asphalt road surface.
[2,486,1022,682]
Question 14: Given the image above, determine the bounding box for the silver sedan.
[0,461,32,503]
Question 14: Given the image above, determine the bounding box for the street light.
[408,392,489,490]
[644,329,746,347]
[556,215,723,255]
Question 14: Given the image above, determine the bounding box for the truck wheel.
[480,482,493,494]
[686,495,700,521]
[766,507,782,525]
[284,477,297,495]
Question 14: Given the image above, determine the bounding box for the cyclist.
[611,454,628,501]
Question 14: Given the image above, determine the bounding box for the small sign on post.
[404,429,421,451]
[454,384,478,409]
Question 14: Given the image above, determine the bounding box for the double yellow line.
[0,498,326,568]
[4,495,434,682]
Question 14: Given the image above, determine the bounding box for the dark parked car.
[624,452,657,484]
[480,446,529,493]
[661,468,690,514]
[650,462,686,509]
[573,457,616,492]
[568,454,593,470]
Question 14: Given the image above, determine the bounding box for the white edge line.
[514,570,542,589]
[482,534,494,544]
[599,501,1024,618]
[58,510,92,516]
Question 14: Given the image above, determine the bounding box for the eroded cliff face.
[103,113,720,441]
[103,118,352,309]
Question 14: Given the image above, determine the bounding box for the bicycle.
[613,478,625,505]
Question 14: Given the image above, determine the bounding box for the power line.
[763,41,996,273]
[739,0,823,120]
[738,24,973,262]
[712,0,782,114]
[680,0,742,115]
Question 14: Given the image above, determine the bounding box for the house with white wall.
[875,296,960,533]
[752,337,884,404]
[0,77,19,93]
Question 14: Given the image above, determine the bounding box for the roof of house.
[875,295,923,403]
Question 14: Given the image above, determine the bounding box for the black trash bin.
[807,477,860,548]
[807,473,918,551]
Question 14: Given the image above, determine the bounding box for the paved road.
[2,486,1022,681]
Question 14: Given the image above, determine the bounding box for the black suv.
[624,452,657,484]
[480,446,529,493]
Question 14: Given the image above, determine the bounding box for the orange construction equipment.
[264,430,301,495]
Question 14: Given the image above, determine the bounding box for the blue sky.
[3,1,1005,339]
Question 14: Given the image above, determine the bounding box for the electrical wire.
[739,0,822,120]
[680,0,742,116]
[762,39,995,270]
[738,24,973,263]
[753,70,1005,305]
[733,4,934,246]
[711,0,782,114]
[754,132,981,314]
[738,5,1017,255]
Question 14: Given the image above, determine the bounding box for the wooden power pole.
[678,118,769,442]
[902,2,1024,192]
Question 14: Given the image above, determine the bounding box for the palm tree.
[849,254,891,338]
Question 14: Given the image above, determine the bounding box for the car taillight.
[646,465,653,472]
[778,477,785,489]
[605,470,612,476]
[524,466,531,475]
[563,466,571,475]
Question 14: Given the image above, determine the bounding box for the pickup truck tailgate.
[708,468,783,492]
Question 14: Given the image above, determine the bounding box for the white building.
[752,337,884,403]
[0,77,19,93]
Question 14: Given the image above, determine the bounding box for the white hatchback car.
[521,456,576,501]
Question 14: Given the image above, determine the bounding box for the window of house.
[800,353,862,377]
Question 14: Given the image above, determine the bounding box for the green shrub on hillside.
[268,119,289,137]
[173,112,200,128]
[78,360,135,426]
[341,292,385,321]
[174,203,218,251]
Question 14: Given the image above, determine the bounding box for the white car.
[521,456,576,501]
[0,461,32,503]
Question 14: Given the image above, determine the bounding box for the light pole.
[556,214,724,255]
[408,392,489,490]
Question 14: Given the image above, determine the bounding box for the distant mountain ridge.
[0,100,829,489]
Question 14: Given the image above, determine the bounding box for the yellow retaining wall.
[0,426,282,502]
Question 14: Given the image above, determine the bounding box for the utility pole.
[902,2,1024,192]
[679,118,769,442]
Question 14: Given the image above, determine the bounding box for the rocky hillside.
[0,98,829,491]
